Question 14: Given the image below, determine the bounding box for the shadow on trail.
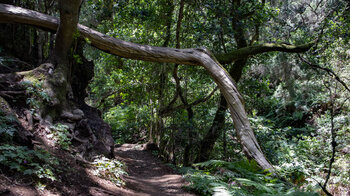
[115,144,195,196]
[0,143,133,196]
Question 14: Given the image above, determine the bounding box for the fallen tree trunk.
[0,3,273,170]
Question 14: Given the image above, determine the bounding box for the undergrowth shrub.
[250,111,350,193]
[0,145,59,181]
[48,124,71,150]
[181,159,318,196]
[104,105,151,143]
[21,81,50,110]
[0,110,18,140]
[91,155,127,186]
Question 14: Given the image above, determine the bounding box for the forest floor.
[115,144,195,196]
[0,143,195,196]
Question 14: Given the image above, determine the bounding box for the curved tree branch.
[0,3,314,65]
[216,41,315,64]
[0,4,197,65]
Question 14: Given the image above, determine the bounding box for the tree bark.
[53,0,82,62]
[0,3,317,170]
[196,57,247,162]
[197,95,227,162]
[45,0,82,109]
[196,0,251,162]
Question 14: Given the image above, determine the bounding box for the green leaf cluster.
[49,124,71,151]
[91,155,127,186]
[0,110,18,139]
[0,145,59,181]
[21,81,50,110]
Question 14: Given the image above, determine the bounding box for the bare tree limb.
[320,82,338,196]
[298,55,350,93]
[160,87,218,116]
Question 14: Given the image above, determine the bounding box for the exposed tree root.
[0,60,114,159]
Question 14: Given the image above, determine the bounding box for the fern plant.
[183,159,319,196]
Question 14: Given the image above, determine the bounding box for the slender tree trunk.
[280,53,296,100]
[171,0,194,166]
[196,0,252,162]
[183,110,194,166]
[197,95,227,162]
[223,127,227,160]
[53,0,82,62]
[154,0,174,152]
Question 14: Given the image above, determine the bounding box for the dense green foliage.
[0,145,59,181]
[181,159,319,195]
[0,110,18,139]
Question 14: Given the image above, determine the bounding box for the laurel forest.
[0,0,349,195]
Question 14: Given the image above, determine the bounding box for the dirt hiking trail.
[114,144,195,196]
[0,143,195,196]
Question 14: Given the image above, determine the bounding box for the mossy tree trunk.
[0,2,115,158]
[42,0,82,119]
